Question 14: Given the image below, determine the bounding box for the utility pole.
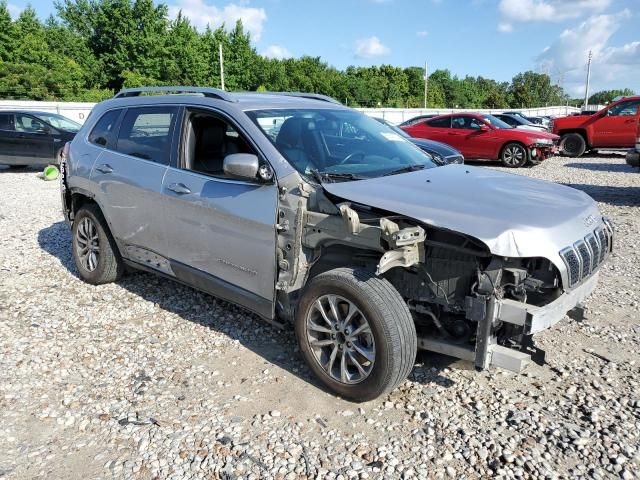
[583,50,592,109]
[423,61,428,109]
[219,43,225,91]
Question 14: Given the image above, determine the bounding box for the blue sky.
[9,0,640,95]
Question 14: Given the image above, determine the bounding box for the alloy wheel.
[305,294,375,384]
[75,217,100,272]
[503,145,525,167]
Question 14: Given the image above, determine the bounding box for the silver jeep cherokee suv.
[60,87,613,401]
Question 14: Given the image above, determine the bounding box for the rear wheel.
[72,204,124,284]
[295,267,417,402]
[560,133,586,157]
[500,143,528,168]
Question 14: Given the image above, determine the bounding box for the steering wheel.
[339,151,366,165]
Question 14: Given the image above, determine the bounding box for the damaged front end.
[274,176,612,372]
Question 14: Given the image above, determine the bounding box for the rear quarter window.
[88,109,122,147]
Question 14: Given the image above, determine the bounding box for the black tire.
[560,133,586,157]
[500,142,528,168]
[295,267,417,402]
[72,203,124,284]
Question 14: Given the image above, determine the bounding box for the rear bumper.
[497,272,599,334]
[626,149,639,167]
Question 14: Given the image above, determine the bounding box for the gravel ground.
[1,154,639,480]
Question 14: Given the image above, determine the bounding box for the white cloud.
[497,22,513,33]
[498,0,611,27]
[262,45,292,60]
[536,10,639,94]
[168,0,267,40]
[7,3,22,18]
[354,36,390,59]
[416,30,428,37]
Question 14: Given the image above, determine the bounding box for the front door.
[13,113,56,164]
[591,99,640,147]
[449,115,497,159]
[161,108,278,318]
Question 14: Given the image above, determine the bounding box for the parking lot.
[0,155,639,479]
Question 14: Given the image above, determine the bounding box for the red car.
[401,113,560,168]
[552,96,640,157]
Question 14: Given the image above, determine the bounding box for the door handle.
[168,183,191,195]
[96,164,113,174]
[624,119,636,124]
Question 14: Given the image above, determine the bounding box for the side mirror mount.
[478,124,491,132]
[223,153,273,182]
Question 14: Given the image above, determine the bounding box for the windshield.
[247,108,436,180]
[33,113,81,132]
[481,114,513,129]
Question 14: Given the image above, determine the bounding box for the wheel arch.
[557,129,589,146]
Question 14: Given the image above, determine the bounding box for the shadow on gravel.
[566,162,634,173]
[563,183,640,207]
[38,222,457,399]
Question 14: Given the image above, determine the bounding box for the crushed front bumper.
[497,272,599,334]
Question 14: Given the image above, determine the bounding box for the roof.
[109,87,346,111]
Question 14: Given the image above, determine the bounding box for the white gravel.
[1,155,639,479]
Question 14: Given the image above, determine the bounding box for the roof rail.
[114,86,236,102]
[259,92,342,105]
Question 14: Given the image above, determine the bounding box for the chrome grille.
[560,224,612,288]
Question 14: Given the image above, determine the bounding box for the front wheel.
[500,143,528,168]
[295,268,417,402]
[560,133,586,157]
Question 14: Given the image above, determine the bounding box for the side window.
[88,109,122,147]
[115,107,178,164]
[0,113,14,131]
[182,111,257,178]
[15,114,46,133]
[426,117,451,128]
[607,100,640,117]
[452,116,482,130]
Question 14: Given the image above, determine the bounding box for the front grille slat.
[560,247,581,287]
[586,233,600,271]
[575,240,591,278]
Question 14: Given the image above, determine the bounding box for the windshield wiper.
[383,164,426,177]
[311,169,365,183]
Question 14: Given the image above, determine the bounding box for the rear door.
[591,99,640,147]
[90,106,179,268]
[161,107,278,318]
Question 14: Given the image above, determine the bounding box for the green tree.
[0,1,17,61]
[589,88,635,105]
